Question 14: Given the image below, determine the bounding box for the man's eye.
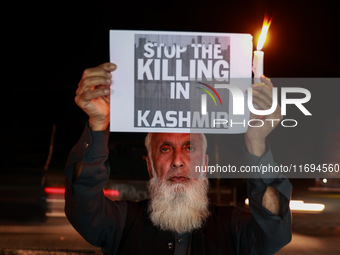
[160,146,170,152]
[185,145,196,151]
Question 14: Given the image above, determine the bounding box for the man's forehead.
[151,133,203,145]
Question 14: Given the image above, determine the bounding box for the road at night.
[0,218,101,254]
[0,217,339,254]
[277,233,340,255]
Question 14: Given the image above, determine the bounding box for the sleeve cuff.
[244,144,288,181]
[245,144,292,200]
[71,122,110,161]
[244,144,274,167]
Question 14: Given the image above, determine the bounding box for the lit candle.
[253,50,264,79]
[253,16,272,81]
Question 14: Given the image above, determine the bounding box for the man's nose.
[171,151,184,168]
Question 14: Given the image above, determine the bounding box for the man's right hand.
[75,62,117,131]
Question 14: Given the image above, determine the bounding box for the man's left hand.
[245,76,282,157]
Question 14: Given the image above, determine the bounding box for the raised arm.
[244,76,283,215]
[65,63,127,254]
[232,76,292,254]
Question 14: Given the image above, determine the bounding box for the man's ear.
[203,154,209,177]
[204,154,209,166]
[146,156,153,179]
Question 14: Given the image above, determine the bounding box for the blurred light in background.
[44,187,120,197]
[244,198,325,212]
[44,187,120,217]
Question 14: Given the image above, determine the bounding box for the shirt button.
[168,242,174,250]
[178,237,183,243]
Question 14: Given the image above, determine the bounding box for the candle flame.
[256,15,272,51]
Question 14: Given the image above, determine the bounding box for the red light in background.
[44,187,65,194]
[44,187,120,197]
[103,189,120,196]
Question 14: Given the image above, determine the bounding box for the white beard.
[147,176,210,234]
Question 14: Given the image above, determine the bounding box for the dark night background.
[2,0,340,183]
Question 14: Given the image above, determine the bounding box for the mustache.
[165,168,190,180]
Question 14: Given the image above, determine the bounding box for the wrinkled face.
[146,133,208,182]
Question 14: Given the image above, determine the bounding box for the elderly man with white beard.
[65,63,292,255]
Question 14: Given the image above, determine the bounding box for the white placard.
[110,30,252,133]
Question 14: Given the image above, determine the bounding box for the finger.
[252,83,272,96]
[251,88,280,114]
[75,88,110,107]
[97,62,117,72]
[96,85,111,104]
[251,85,273,107]
[82,63,117,79]
[251,92,282,120]
[251,76,273,97]
[102,94,110,104]
[261,75,274,88]
[251,91,274,110]
[82,68,111,79]
[77,76,111,95]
